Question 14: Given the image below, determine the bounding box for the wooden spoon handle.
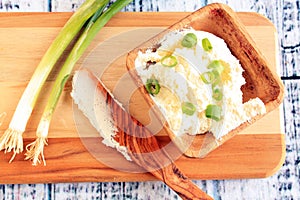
[151,164,213,200]
[124,131,213,200]
[90,69,212,200]
[113,103,213,199]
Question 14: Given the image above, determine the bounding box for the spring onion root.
[25,118,49,165]
[25,138,47,166]
[0,0,108,162]
[0,128,23,163]
[25,0,133,165]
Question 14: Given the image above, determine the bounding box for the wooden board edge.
[0,133,285,184]
[263,134,286,178]
[0,11,284,183]
[0,12,274,28]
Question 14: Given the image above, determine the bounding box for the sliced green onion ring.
[200,71,215,84]
[207,60,221,69]
[182,102,196,116]
[202,38,213,52]
[145,78,160,95]
[208,60,224,75]
[212,76,221,88]
[205,104,222,121]
[161,55,178,68]
[213,88,223,101]
[181,33,197,48]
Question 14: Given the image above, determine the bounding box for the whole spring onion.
[145,78,160,96]
[182,102,196,116]
[0,0,107,163]
[202,38,213,52]
[181,33,197,48]
[24,2,109,165]
[24,0,133,166]
[161,55,178,68]
[205,104,221,121]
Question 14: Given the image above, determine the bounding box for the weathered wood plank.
[0,0,299,200]
[51,0,206,12]
[0,0,48,12]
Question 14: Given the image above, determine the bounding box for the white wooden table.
[0,0,299,199]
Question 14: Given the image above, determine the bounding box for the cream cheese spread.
[71,69,131,161]
[134,29,266,139]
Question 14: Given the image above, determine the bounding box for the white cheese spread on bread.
[134,29,266,139]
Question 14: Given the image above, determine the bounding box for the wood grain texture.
[0,12,274,28]
[83,69,213,199]
[0,134,285,184]
[0,11,285,187]
[208,0,300,78]
[1,0,299,199]
[126,3,284,158]
[0,12,282,137]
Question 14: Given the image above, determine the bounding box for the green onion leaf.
[145,79,161,95]
[200,71,215,84]
[182,102,196,116]
[212,78,221,88]
[161,55,178,68]
[202,38,213,52]
[181,33,197,48]
[212,88,223,101]
[212,70,223,87]
[205,104,222,121]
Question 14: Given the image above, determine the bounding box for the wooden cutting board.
[0,12,285,184]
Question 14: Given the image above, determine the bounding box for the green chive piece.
[181,33,197,48]
[200,71,215,84]
[212,78,220,89]
[161,55,178,68]
[182,102,196,116]
[205,104,222,121]
[145,78,161,95]
[212,88,223,101]
[212,70,223,87]
[208,60,224,75]
[202,38,213,52]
